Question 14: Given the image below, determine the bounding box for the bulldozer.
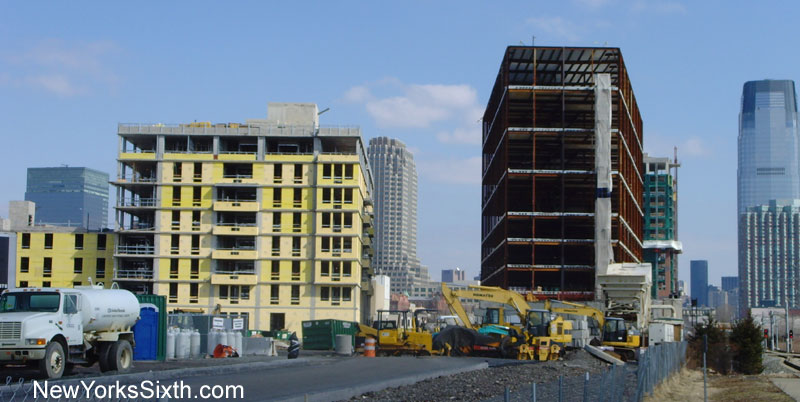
[357,309,440,356]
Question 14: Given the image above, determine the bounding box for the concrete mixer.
[0,285,140,379]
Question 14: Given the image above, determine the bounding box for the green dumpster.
[301,319,359,350]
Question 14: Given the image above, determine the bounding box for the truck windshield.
[0,292,61,313]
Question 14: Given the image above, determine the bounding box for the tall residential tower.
[642,153,682,299]
[367,137,431,297]
[738,80,800,312]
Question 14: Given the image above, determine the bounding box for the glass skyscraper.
[25,167,109,230]
[738,80,800,312]
[690,260,709,307]
[737,80,800,213]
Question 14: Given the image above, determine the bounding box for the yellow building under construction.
[14,228,114,289]
[112,103,374,332]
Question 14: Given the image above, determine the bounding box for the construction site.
[480,46,644,301]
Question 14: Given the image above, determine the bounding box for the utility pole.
[786,304,791,353]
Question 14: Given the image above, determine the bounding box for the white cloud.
[526,16,582,42]
[417,157,482,185]
[437,127,481,145]
[1,39,120,96]
[344,79,483,144]
[25,74,83,97]
[683,137,707,157]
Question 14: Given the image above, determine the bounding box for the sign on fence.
[232,318,244,330]
[212,317,225,329]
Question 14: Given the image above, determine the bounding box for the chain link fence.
[485,341,688,402]
[0,376,169,402]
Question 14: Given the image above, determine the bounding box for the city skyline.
[3,2,800,287]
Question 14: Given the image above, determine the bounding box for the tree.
[729,314,764,374]
[690,314,731,373]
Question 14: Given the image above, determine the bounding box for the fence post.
[558,375,563,402]
[583,372,589,402]
[504,385,510,402]
[531,382,536,402]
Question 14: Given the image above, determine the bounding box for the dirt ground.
[644,368,793,402]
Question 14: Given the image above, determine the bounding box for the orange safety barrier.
[363,337,376,357]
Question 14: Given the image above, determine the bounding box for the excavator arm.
[545,300,605,334]
[441,283,479,330]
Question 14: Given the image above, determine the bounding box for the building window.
[20,257,29,273]
[322,213,331,228]
[273,212,281,232]
[322,188,331,204]
[270,284,279,305]
[344,188,353,203]
[96,258,105,279]
[272,237,280,256]
[44,233,53,249]
[97,234,106,250]
[172,186,181,206]
[193,186,201,206]
[172,210,181,229]
[293,188,302,208]
[321,237,330,253]
[333,164,342,182]
[74,234,84,250]
[343,287,352,301]
[191,235,200,254]
[21,233,30,249]
[292,237,301,257]
[332,287,341,305]
[170,259,179,279]
[322,164,331,179]
[321,286,330,301]
[273,188,282,207]
[294,164,302,183]
[343,238,352,253]
[344,213,352,228]
[293,213,301,232]
[189,283,198,304]
[271,260,280,280]
[43,258,52,277]
[169,283,178,303]
[291,261,300,281]
[19,281,28,288]
[43,281,51,288]
[192,211,201,230]
[344,164,353,180]
[343,261,352,277]
[190,259,199,279]
[194,162,202,182]
[171,235,179,254]
[321,261,329,277]
[73,281,81,287]
[274,163,282,183]
[74,258,83,274]
[173,162,183,181]
[291,285,300,305]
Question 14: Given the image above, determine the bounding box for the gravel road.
[346,349,611,401]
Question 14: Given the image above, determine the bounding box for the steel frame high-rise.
[480,46,644,301]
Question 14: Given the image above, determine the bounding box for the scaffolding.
[480,46,644,301]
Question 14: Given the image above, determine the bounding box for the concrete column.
[594,73,613,300]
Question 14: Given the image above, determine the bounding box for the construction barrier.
[363,338,376,357]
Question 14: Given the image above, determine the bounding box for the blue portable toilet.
[133,305,159,360]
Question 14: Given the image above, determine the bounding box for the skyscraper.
[737,80,800,214]
[367,137,431,296]
[480,46,644,300]
[690,260,709,307]
[721,276,738,292]
[738,80,800,313]
[25,167,109,230]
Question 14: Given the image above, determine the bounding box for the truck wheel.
[39,342,65,379]
[106,340,133,372]
[98,343,112,372]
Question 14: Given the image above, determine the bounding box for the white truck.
[0,285,140,379]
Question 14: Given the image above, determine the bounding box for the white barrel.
[234,331,243,354]
[226,330,234,347]
[176,329,189,359]
[73,287,140,331]
[190,330,201,357]
[335,334,353,355]
[166,329,176,359]
[183,329,192,357]
[207,329,217,355]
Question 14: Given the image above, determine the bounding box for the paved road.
[177,356,487,401]
[770,378,800,401]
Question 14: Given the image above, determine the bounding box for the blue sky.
[0,1,797,292]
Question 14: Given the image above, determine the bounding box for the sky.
[1,1,798,293]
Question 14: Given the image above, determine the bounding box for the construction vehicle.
[544,299,641,360]
[357,309,438,356]
[440,283,571,361]
[0,286,140,379]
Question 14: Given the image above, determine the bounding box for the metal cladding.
[480,46,644,301]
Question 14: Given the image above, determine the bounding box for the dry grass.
[711,376,794,402]
[645,368,715,402]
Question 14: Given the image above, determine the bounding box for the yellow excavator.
[545,300,641,360]
[440,283,571,361]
